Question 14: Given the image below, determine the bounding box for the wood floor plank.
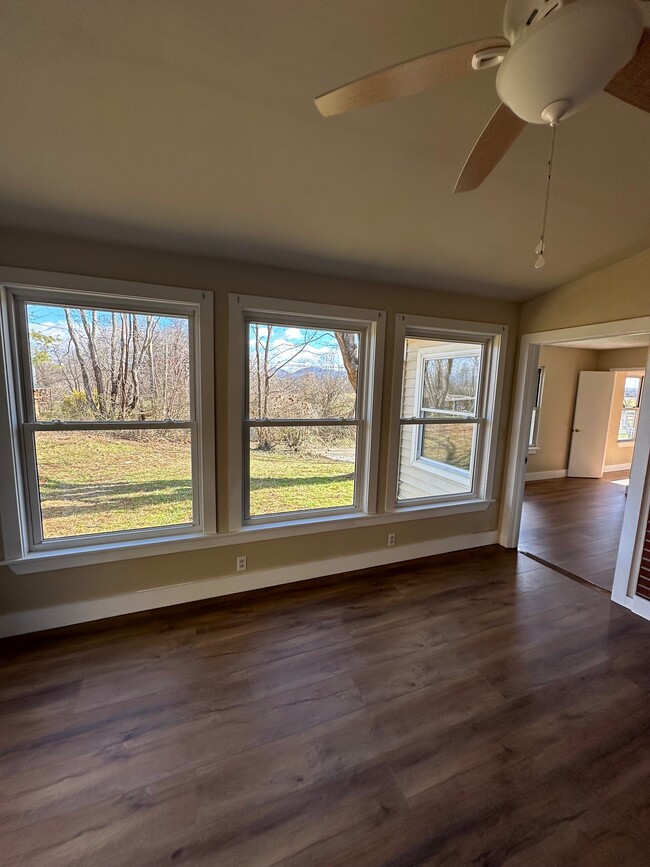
[2,544,650,864]
[521,472,629,592]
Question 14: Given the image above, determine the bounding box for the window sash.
[400,416,483,425]
[16,299,196,425]
[11,289,202,551]
[244,319,363,424]
[24,420,194,432]
[243,419,362,522]
[618,408,640,442]
[397,418,483,497]
[242,315,370,524]
[245,418,359,428]
[389,321,503,509]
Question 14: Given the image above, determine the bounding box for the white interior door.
[567,371,615,478]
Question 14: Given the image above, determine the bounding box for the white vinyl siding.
[398,338,469,500]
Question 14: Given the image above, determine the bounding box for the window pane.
[34,430,193,539]
[247,322,359,420]
[401,337,483,419]
[619,409,638,441]
[248,425,356,517]
[623,376,643,409]
[422,424,476,472]
[27,303,191,421]
[397,423,475,502]
[529,408,538,447]
[534,367,544,407]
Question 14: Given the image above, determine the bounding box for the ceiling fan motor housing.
[498,0,644,123]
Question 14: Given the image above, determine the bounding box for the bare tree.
[423,357,454,411]
[30,309,190,423]
[249,325,323,450]
[334,332,358,392]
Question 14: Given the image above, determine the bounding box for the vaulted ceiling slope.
[0,1,648,301]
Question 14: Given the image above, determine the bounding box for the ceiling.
[0,0,649,301]
[555,334,650,350]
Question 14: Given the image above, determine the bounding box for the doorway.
[518,340,646,592]
[500,319,650,612]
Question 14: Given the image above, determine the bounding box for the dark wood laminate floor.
[2,545,650,866]
[520,472,630,593]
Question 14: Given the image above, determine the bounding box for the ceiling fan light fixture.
[497,0,644,123]
[540,98,572,123]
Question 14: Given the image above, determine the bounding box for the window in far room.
[618,374,644,442]
[529,366,545,448]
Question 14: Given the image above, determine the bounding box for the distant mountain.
[275,366,348,379]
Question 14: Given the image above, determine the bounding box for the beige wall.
[521,248,650,334]
[0,228,520,615]
[596,347,649,372]
[527,346,598,475]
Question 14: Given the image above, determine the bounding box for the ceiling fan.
[314,0,650,195]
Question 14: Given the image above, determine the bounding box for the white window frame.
[410,344,483,484]
[386,314,508,512]
[0,269,216,562]
[228,294,385,530]
[618,374,644,444]
[528,365,545,450]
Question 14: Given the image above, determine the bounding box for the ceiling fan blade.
[604,27,650,113]
[314,37,509,117]
[454,103,527,194]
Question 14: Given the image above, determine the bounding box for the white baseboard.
[613,590,650,624]
[525,469,568,481]
[0,531,498,638]
[604,463,632,473]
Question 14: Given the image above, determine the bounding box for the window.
[529,366,545,448]
[231,296,384,525]
[388,316,506,508]
[0,277,215,558]
[618,375,644,442]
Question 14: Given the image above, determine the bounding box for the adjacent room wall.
[0,227,520,624]
[596,347,648,372]
[526,347,648,478]
[526,345,598,477]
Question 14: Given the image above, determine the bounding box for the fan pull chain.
[534,122,558,270]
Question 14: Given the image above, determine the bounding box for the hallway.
[520,471,629,593]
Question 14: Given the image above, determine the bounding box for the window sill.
[2,498,494,574]
[617,441,635,449]
[528,446,540,454]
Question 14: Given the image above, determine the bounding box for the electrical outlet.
[387,533,396,547]
[236,555,247,572]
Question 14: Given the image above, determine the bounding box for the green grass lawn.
[35,432,194,538]
[248,450,354,517]
[35,433,355,538]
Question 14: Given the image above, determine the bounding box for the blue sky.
[26,303,187,343]
[248,323,357,372]
[26,304,356,374]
